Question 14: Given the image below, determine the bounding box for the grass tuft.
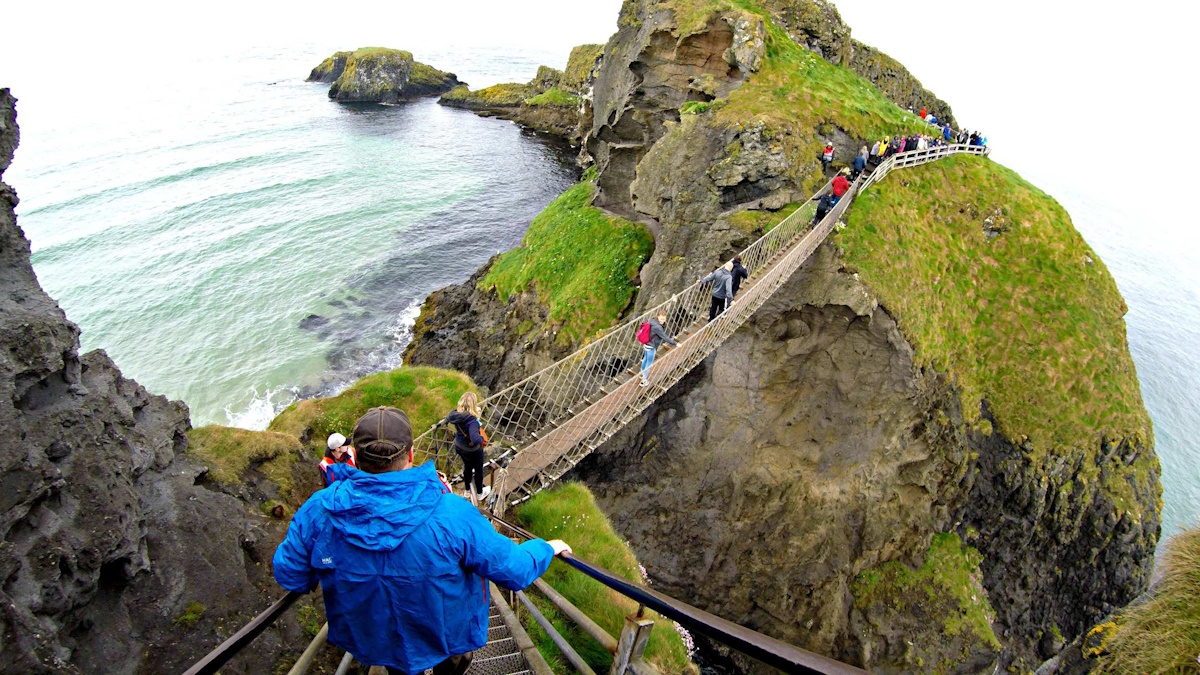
[839,155,1151,461]
[1096,525,1200,673]
[268,366,476,448]
[173,601,206,629]
[187,426,303,503]
[525,87,581,108]
[482,174,654,344]
[516,483,696,674]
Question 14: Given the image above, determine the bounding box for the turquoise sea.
[7,45,578,430]
[5,46,1199,542]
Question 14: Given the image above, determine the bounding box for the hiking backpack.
[636,321,652,345]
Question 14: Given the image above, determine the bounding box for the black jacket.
[731,262,749,297]
[443,410,484,452]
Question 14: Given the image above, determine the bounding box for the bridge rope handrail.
[414,143,990,508]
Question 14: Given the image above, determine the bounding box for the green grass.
[563,44,605,90]
[482,175,655,344]
[649,0,938,201]
[853,533,1001,651]
[516,483,696,674]
[838,155,1151,463]
[441,82,538,107]
[268,366,477,449]
[1096,525,1200,673]
[727,201,807,234]
[524,87,581,108]
[187,426,304,505]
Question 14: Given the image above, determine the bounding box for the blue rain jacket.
[273,462,554,674]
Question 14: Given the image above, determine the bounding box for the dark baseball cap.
[351,406,413,462]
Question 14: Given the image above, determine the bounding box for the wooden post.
[609,612,654,675]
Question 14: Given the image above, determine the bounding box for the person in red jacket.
[820,142,834,172]
[830,168,850,205]
[919,106,927,119]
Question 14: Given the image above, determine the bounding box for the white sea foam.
[224,386,299,431]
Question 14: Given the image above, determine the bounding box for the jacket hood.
[445,410,475,425]
[324,462,446,550]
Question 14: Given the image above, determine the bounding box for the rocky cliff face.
[309,48,461,103]
[0,90,308,674]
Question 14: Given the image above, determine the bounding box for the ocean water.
[8,45,579,429]
[6,44,1199,543]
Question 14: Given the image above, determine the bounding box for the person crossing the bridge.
[273,405,571,675]
[699,261,735,321]
[439,392,489,499]
[820,141,834,172]
[830,168,851,205]
[638,310,678,387]
[731,256,749,298]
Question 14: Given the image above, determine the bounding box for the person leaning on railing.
[272,405,572,675]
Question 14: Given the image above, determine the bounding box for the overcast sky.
[2,0,1196,226]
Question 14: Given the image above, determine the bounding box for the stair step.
[467,652,527,675]
[474,636,518,660]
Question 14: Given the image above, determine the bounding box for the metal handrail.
[487,514,867,675]
[181,591,302,675]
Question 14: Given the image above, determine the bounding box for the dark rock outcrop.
[0,89,306,674]
[309,48,461,103]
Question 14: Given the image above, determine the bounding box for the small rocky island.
[307,47,461,103]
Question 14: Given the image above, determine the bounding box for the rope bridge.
[413,143,990,511]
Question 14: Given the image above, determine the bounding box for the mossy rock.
[187,426,305,505]
[267,366,477,450]
[563,43,605,91]
[312,47,459,103]
[852,533,1002,672]
[440,82,540,109]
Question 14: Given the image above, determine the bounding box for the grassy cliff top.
[840,155,1151,459]
[517,483,696,674]
[269,366,476,446]
[665,0,932,139]
[482,173,654,344]
[564,43,605,90]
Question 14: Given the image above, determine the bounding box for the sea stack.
[307,47,461,103]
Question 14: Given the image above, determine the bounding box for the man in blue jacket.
[273,406,570,675]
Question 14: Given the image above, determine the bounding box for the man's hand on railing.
[548,540,573,556]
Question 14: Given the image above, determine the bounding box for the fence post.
[610,612,655,675]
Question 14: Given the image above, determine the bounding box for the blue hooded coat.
[273,462,554,674]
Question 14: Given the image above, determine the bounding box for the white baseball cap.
[327,433,348,451]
